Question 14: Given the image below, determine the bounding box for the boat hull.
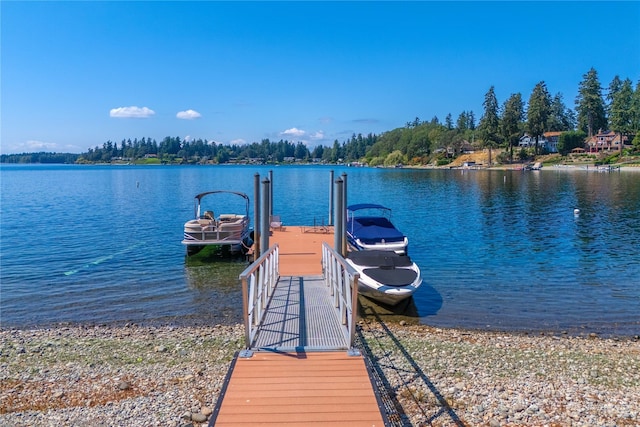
[347,235,409,255]
[346,250,421,306]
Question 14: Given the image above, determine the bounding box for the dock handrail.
[321,242,360,349]
[239,243,279,348]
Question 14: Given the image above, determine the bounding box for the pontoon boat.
[182,191,251,256]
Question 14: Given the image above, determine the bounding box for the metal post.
[341,173,347,256]
[261,178,270,254]
[268,170,273,218]
[253,173,261,257]
[328,170,334,226]
[334,177,343,253]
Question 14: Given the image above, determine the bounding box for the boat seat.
[198,218,215,228]
[270,215,284,231]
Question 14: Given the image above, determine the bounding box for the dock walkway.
[210,227,387,426]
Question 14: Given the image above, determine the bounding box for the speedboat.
[182,191,252,256]
[346,250,422,306]
[346,203,408,254]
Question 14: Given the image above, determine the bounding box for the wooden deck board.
[211,351,384,426]
[269,226,334,275]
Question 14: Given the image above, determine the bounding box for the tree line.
[363,67,639,166]
[2,67,638,166]
[72,133,379,164]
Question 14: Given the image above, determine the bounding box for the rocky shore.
[1,321,639,427]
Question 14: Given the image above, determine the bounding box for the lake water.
[1,164,639,336]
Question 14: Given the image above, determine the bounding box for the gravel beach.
[1,320,639,427]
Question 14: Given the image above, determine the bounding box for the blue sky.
[1,1,639,155]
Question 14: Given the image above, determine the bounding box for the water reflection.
[183,254,248,324]
[358,282,443,324]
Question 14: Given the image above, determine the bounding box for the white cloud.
[309,131,325,140]
[25,139,58,151]
[109,106,155,118]
[281,127,306,138]
[230,138,246,145]
[176,109,202,120]
[2,139,86,154]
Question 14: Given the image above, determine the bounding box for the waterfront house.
[518,133,558,153]
[585,130,627,152]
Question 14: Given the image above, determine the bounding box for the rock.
[154,345,168,352]
[117,381,131,390]
[191,413,207,423]
[201,406,213,416]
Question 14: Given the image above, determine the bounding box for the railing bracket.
[239,349,254,358]
[347,348,361,357]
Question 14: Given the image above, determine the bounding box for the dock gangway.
[209,235,387,426]
[239,242,360,352]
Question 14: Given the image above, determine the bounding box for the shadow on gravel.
[356,305,466,427]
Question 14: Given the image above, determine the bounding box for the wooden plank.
[219,395,376,406]
[269,226,334,275]
[215,413,383,424]
[212,351,385,426]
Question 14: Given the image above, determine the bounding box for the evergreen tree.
[632,81,640,144]
[500,92,524,162]
[467,111,476,130]
[445,113,453,130]
[456,111,468,130]
[609,78,634,152]
[527,81,551,154]
[548,93,575,131]
[478,86,500,164]
[606,75,623,119]
[575,68,607,137]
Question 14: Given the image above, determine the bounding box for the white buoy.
[574,208,580,216]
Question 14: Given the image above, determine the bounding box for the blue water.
[1,164,639,336]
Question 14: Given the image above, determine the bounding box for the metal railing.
[321,242,360,349]
[239,244,279,348]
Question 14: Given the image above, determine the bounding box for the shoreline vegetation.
[2,319,639,426]
[2,149,640,172]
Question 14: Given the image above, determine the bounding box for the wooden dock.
[210,226,387,426]
[211,351,383,426]
[270,225,335,275]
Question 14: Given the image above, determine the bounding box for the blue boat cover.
[347,216,405,244]
[348,203,390,211]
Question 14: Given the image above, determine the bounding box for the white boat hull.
[346,250,421,306]
[347,235,409,255]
